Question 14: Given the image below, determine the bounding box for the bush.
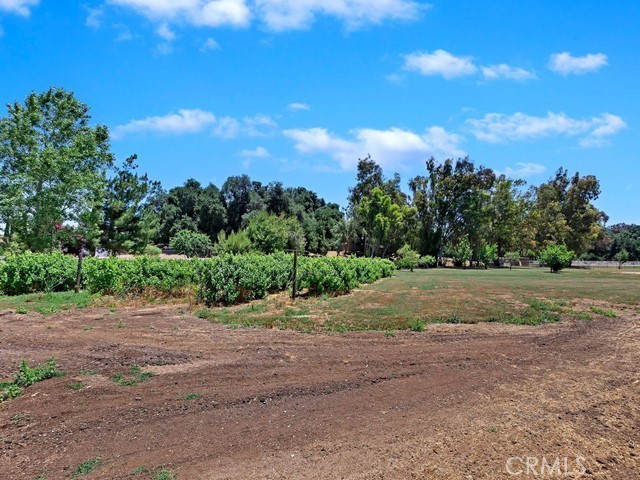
[197,254,394,306]
[416,255,436,269]
[539,244,574,273]
[143,245,162,256]
[215,230,252,255]
[169,230,212,258]
[83,257,199,295]
[395,244,420,271]
[0,252,78,295]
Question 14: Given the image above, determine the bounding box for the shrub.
[539,244,574,273]
[169,230,212,258]
[395,244,420,271]
[143,245,162,256]
[214,230,252,255]
[416,255,436,269]
[83,257,199,295]
[0,252,77,295]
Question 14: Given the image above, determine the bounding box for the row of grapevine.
[0,252,394,305]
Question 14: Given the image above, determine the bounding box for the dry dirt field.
[1,272,639,479]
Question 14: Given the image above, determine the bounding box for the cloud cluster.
[112,109,277,139]
[467,111,626,147]
[283,125,465,171]
[403,49,535,81]
[498,162,546,179]
[106,0,423,31]
[0,0,39,16]
[549,52,608,76]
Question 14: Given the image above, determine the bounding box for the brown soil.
[1,306,638,479]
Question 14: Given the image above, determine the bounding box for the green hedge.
[0,252,78,295]
[0,253,394,305]
[83,256,199,295]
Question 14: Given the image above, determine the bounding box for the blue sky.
[1,0,638,223]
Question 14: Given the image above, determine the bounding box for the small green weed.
[79,370,99,376]
[132,466,149,475]
[195,309,212,320]
[71,457,102,478]
[591,307,617,318]
[153,468,177,480]
[384,328,396,338]
[11,412,31,425]
[408,319,426,332]
[68,381,84,391]
[111,366,155,387]
[16,307,28,315]
[181,393,201,401]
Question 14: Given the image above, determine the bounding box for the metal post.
[75,248,84,293]
[292,249,298,300]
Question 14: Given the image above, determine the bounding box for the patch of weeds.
[591,307,617,318]
[172,324,180,331]
[153,469,177,480]
[109,307,117,313]
[68,381,84,391]
[71,457,102,478]
[284,306,310,317]
[11,412,31,425]
[0,357,63,398]
[328,324,349,333]
[384,328,396,338]
[568,310,593,321]
[36,306,60,315]
[181,393,201,401]
[16,307,28,315]
[528,299,564,313]
[36,474,47,480]
[487,426,499,433]
[177,309,186,314]
[111,366,155,387]
[82,325,93,331]
[79,370,99,376]
[195,309,213,320]
[115,320,126,329]
[132,466,150,475]
[407,319,427,332]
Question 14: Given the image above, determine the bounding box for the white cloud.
[85,7,104,29]
[288,102,310,111]
[467,111,626,148]
[114,24,135,41]
[403,49,477,79]
[200,37,220,51]
[0,0,38,16]
[481,64,536,81]
[549,52,608,76]
[108,0,251,28]
[112,109,217,138]
[156,22,176,41]
[212,114,277,139]
[255,0,424,31]
[107,0,422,31]
[284,125,464,171]
[498,162,546,178]
[239,146,271,158]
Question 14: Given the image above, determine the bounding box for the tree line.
[0,87,637,263]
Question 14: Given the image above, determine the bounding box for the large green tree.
[0,88,113,251]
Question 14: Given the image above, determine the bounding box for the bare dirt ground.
[1,304,638,479]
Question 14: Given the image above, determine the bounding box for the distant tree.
[245,211,304,254]
[169,230,212,258]
[347,155,383,211]
[396,244,420,272]
[503,251,521,270]
[614,249,630,269]
[477,243,498,269]
[101,154,161,253]
[447,236,473,268]
[0,87,113,251]
[214,230,252,255]
[221,175,253,232]
[539,244,574,273]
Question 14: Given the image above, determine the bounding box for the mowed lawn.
[197,267,640,331]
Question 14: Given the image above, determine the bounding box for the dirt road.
[1,305,638,479]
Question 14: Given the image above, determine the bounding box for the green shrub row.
[0,252,77,295]
[0,253,394,304]
[198,254,394,306]
[82,256,198,295]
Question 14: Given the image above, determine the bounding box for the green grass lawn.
[0,291,94,315]
[197,267,640,332]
